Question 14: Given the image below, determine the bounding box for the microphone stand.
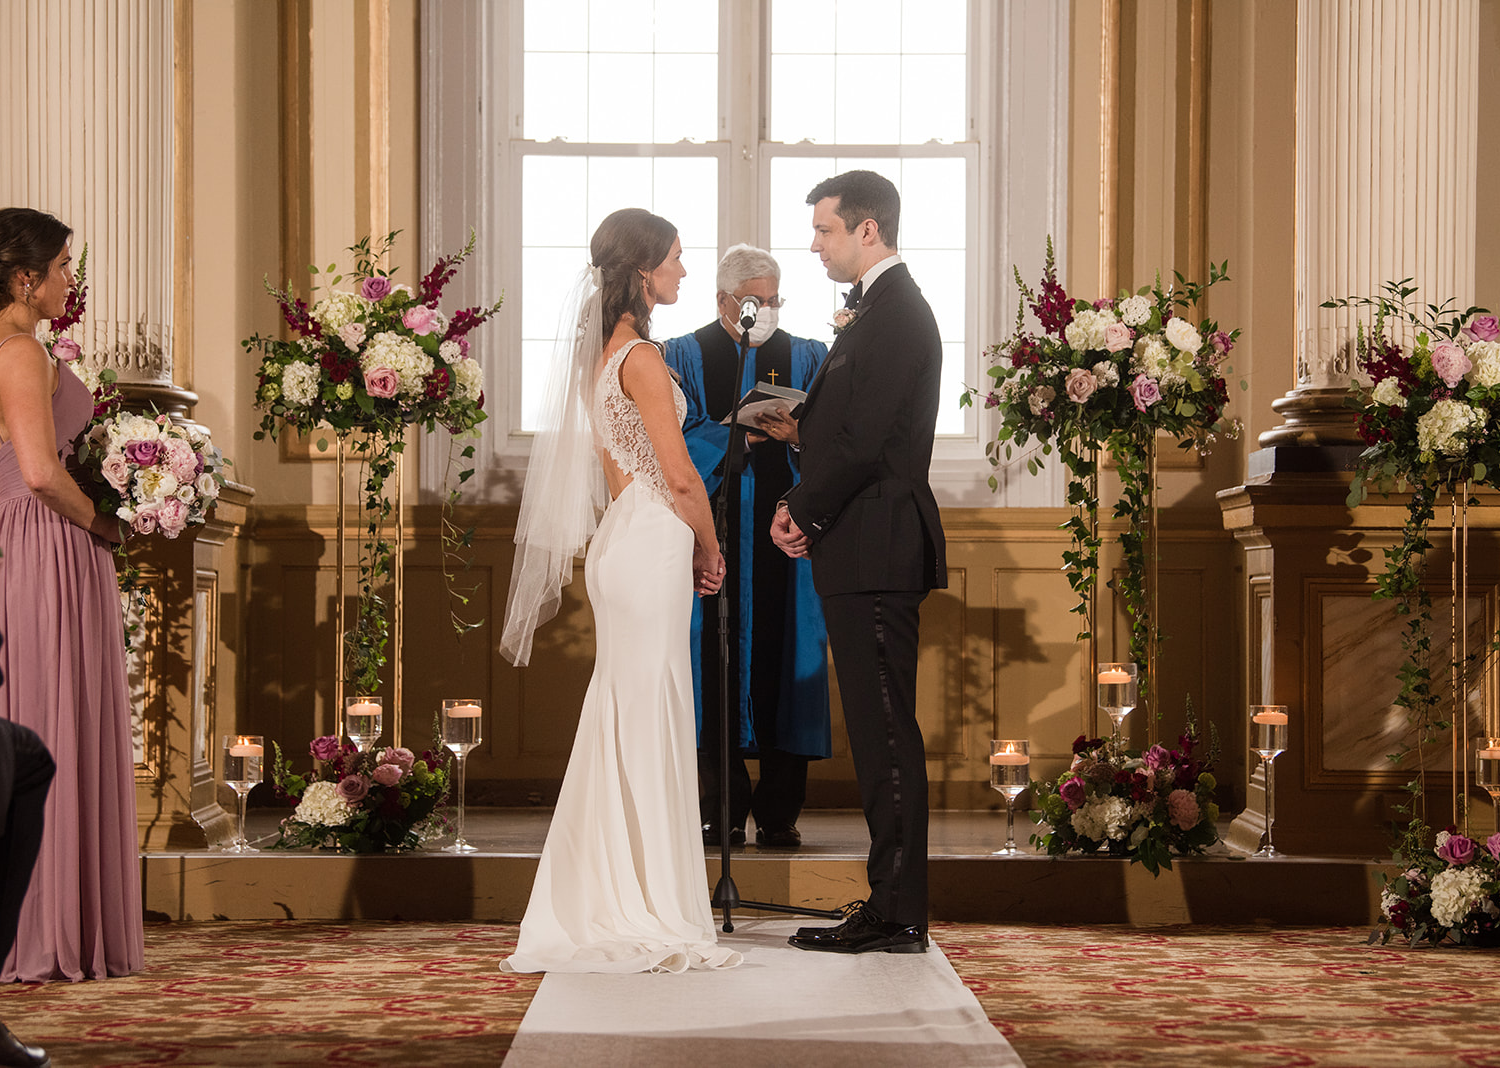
[709,306,842,933]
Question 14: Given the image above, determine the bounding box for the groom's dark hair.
[805,171,899,249]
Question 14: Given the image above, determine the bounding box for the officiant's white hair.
[716,244,780,293]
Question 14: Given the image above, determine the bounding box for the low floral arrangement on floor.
[246,231,502,692]
[1376,825,1500,946]
[1029,725,1220,875]
[270,735,451,854]
[962,239,1243,679]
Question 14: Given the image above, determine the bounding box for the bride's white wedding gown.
[503,339,741,974]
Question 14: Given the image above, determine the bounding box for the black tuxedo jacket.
[783,261,947,597]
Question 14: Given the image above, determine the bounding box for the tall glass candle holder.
[1477,740,1500,821]
[1249,705,1289,858]
[989,739,1031,855]
[221,734,264,853]
[345,695,384,752]
[442,699,484,854]
[1097,663,1138,751]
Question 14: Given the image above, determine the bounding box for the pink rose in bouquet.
[363,366,400,399]
[132,504,160,535]
[359,276,392,301]
[1103,322,1134,353]
[1430,341,1472,388]
[336,774,371,804]
[1437,833,1476,866]
[1463,313,1500,343]
[1064,368,1098,403]
[101,452,131,491]
[379,747,416,775]
[1128,373,1161,412]
[52,337,82,363]
[1059,776,1087,811]
[310,735,342,762]
[1487,832,1500,862]
[124,439,163,466]
[372,763,404,787]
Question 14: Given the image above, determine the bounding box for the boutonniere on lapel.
[831,307,860,335]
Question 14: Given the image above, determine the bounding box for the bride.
[499,208,741,973]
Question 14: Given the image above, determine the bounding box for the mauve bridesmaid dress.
[0,353,143,982]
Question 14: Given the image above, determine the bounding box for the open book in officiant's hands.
[720,380,807,427]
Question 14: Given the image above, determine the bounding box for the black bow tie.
[844,281,863,309]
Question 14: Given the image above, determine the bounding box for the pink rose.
[1059,776,1087,811]
[1143,744,1171,771]
[1103,322,1133,353]
[1210,330,1235,356]
[378,746,416,774]
[363,366,400,399]
[1438,833,1476,866]
[402,304,440,335]
[359,276,392,301]
[336,774,371,804]
[124,440,163,466]
[1486,832,1500,862]
[1430,341,1472,388]
[131,505,160,535]
[1064,368,1098,403]
[52,337,82,362]
[101,452,131,491]
[372,763,404,787]
[1167,789,1200,830]
[310,735,341,762]
[1463,314,1500,343]
[156,498,189,539]
[1128,373,1161,412]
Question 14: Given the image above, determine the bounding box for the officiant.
[663,244,831,850]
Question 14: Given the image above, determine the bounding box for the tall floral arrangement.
[1323,282,1499,906]
[246,231,502,692]
[1028,722,1220,875]
[963,239,1242,675]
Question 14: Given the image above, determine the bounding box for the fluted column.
[1262,0,1480,447]
[1,0,187,406]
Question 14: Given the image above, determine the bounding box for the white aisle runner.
[503,919,1024,1067]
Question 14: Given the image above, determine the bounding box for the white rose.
[339,322,368,350]
[195,473,221,500]
[1118,295,1152,327]
[1164,317,1203,354]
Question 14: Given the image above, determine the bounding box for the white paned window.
[470,0,1061,485]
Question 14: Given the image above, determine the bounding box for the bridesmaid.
[0,207,142,982]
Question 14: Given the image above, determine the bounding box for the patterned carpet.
[1,920,1496,1066]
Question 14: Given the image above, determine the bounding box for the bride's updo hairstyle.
[0,207,71,311]
[590,207,677,342]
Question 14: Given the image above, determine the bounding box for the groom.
[771,170,946,954]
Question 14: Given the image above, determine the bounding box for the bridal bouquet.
[1376,826,1500,946]
[1029,728,1220,875]
[270,735,450,854]
[77,412,227,539]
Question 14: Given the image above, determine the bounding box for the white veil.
[499,264,609,666]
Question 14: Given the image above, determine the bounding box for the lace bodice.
[592,338,687,510]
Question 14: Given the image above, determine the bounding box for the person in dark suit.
[771,170,946,955]
[0,646,56,1066]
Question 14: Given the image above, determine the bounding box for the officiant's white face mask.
[725,304,779,347]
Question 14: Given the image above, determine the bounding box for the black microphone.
[737,295,761,330]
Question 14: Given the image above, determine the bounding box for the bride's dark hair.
[0,208,71,311]
[590,208,677,342]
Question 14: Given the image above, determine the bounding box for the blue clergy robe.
[662,324,831,759]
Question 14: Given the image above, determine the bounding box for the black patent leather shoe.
[796,900,865,938]
[754,823,802,849]
[702,823,746,848]
[788,904,927,954]
[0,1023,50,1068]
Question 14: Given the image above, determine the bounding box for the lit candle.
[447,703,482,718]
[228,740,263,758]
[1098,669,1131,684]
[1252,710,1289,725]
[990,743,1029,766]
[348,701,380,717]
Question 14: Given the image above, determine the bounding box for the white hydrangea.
[1132,337,1171,379]
[1064,308,1115,353]
[1164,317,1204,354]
[1027,385,1056,416]
[282,361,322,407]
[1092,360,1121,387]
[292,780,352,828]
[439,340,462,362]
[311,290,368,332]
[1072,796,1133,842]
[1467,341,1500,389]
[1416,398,1484,457]
[1118,295,1152,327]
[452,358,483,401]
[362,331,434,397]
[98,411,162,450]
[1371,377,1407,408]
[1430,865,1493,928]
